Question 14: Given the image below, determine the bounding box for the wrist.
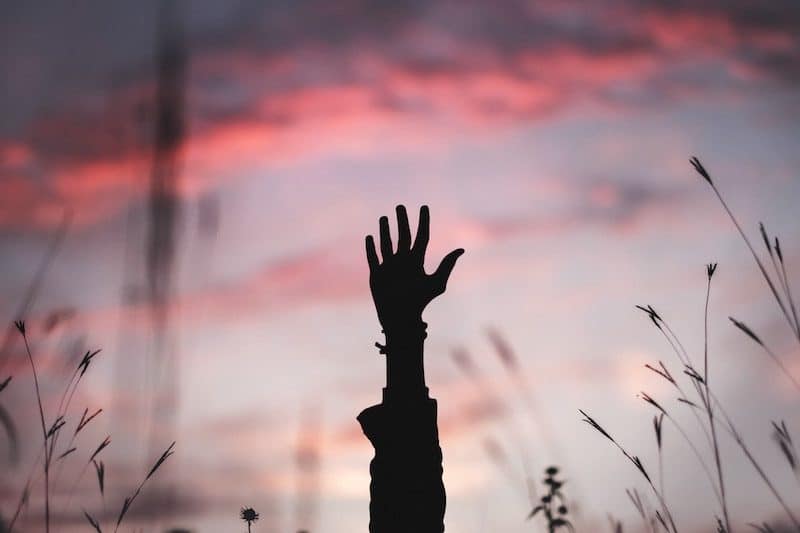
[376,321,427,355]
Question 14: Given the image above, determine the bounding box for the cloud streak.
[1,0,797,230]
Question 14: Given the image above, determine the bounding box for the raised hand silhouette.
[365,205,464,338]
[359,205,462,533]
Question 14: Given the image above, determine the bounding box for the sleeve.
[357,398,446,533]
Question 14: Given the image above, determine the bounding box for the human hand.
[365,205,464,337]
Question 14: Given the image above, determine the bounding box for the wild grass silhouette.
[0,320,175,533]
[580,157,800,532]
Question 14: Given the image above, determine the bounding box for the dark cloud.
[3,0,798,115]
[478,178,690,241]
[1,0,798,231]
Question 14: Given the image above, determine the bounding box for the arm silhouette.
[359,205,463,533]
[365,205,463,399]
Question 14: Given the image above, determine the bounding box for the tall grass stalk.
[641,295,799,529]
[16,321,51,533]
[580,410,678,533]
[451,346,536,505]
[626,487,658,533]
[774,237,800,335]
[772,420,798,483]
[654,414,665,508]
[702,264,731,533]
[644,359,713,450]
[485,329,587,517]
[701,387,800,529]
[637,306,711,445]
[640,392,722,507]
[113,441,175,532]
[728,317,800,392]
[0,211,70,378]
[691,157,800,341]
[6,343,103,532]
[638,291,734,531]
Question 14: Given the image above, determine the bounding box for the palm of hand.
[366,205,464,334]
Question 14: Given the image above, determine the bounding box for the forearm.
[358,396,445,533]
[380,320,428,402]
[362,319,446,533]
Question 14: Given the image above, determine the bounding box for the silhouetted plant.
[0,193,183,533]
[6,320,107,533]
[15,320,54,533]
[772,421,798,480]
[607,514,623,533]
[80,441,175,533]
[728,316,800,391]
[240,506,259,533]
[748,523,774,533]
[114,441,176,532]
[583,157,800,533]
[580,410,677,532]
[527,466,574,532]
[1,316,176,532]
[692,156,800,343]
[632,270,800,530]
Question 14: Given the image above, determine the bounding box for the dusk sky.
[1,1,800,532]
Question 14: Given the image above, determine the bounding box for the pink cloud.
[6,1,793,232]
[1,174,688,344]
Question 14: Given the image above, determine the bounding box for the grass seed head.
[89,436,111,463]
[690,156,712,184]
[83,510,102,533]
[653,414,665,450]
[147,441,176,480]
[0,376,11,393]
[729,317,763,346]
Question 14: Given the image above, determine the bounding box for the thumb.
[432,248,464,293]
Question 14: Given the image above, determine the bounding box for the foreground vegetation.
[579,158,800,532]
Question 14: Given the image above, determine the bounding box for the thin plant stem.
[703,274,731,533]
[758,343,800,392]
[777,252,800,341]
[20,327,50,533]
[663,412,723,507]
[702,172,799,340]
[582,411,678,533]
[646,319,713,450]
[0,212,70,377]
[704,392,800,529]
[658,448,664,510]
[647,312,708,414]
[671,381,714,451]
[6,478,30,533]
[64,459,92,514]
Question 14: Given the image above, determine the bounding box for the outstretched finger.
[432,248,464,293]
[365,235,379,270]
[412,205,430,259]
[379,216,393,260]
[396,205,411,252]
